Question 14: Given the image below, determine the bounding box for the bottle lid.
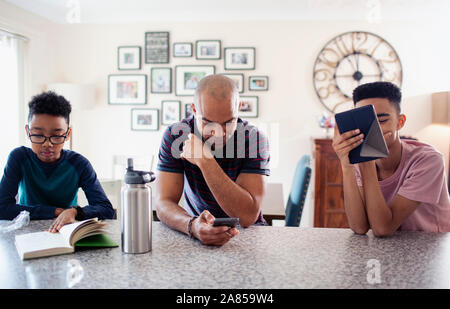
[124,158,156,184]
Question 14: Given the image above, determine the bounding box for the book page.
[70,221,107,246]
[15,231,71,258]
[58,219,97,244]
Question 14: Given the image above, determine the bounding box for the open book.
[15,218,118,260]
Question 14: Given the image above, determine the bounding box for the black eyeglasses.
[28,128,69,145]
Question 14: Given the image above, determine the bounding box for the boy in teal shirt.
[0,91,115,232]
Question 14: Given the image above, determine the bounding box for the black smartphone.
[212,218,239,228]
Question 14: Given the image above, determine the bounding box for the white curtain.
[0,30,25,178]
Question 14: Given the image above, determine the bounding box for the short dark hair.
[28,91,72,125]
[352,81,402,114]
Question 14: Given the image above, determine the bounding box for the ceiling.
[6,0,450,24]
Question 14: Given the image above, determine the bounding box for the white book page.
[15,231,71,255]
[58,219,97,244]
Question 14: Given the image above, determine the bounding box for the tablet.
[335,104,389,164]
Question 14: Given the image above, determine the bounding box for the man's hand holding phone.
[191,210,239,246]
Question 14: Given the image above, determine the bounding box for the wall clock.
[313,31,402,114]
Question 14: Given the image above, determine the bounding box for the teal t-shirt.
[0,146,115,220]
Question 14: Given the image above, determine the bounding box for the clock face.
[313,31,402,114]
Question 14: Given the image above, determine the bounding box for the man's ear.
[66,127,72,140]
[25,124,29,135]
[397,114,406,130]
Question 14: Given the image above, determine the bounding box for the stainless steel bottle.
[121,158,156,254]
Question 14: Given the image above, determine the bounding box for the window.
[0,30,25,178]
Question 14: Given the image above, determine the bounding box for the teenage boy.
[0,91,116,232]
[333,82,450,236]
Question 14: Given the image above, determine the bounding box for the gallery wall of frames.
[109,32,269,131]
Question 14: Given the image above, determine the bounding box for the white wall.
[0,0,58,145]
[2,1,449,226]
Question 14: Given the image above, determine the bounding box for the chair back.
[285,155,312,227]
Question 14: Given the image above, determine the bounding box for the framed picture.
[151,68,172,93]
[162,100,181,125]
[108,74,147,105]
[224,47,255,70]
[173,42,192,57]
[196,40,221,60]
[118,46,141,70]
[239,96,258,118]
[131,108,159,131]
[175,65,215,96]
[249,76,269,91]
[185,103,194,118]
[220,73,244,93]
[145,32,169,64]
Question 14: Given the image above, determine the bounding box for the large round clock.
[313,31,402,114]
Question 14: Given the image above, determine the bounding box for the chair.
[285,155,312,227]
[261,183,285,225]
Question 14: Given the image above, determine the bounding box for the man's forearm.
[342,166,369,234]
[156,199,191,235]
[198,158,259,226]
[359,162,394,234]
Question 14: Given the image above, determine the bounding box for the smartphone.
[212,218,239,228]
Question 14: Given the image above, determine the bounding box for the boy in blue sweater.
[0,91,115,232]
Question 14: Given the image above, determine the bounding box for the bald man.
[155,75,270,246]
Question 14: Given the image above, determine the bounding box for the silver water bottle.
[121,158,156,254]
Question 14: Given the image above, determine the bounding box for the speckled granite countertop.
[1,219,450,289]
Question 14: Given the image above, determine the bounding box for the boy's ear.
[397,114,406,130]
[66,127,72,140]
[25,124,29,135]
[191,103,196,116]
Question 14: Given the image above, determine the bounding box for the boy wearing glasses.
[0,91,115,232]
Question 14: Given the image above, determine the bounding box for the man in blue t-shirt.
[0,92,115,232]
[155,75,270,246]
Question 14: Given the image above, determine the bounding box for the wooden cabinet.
[313,139,349,228]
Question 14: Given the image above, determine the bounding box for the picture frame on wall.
[145,31,170,64]
[108,74,147,105]
[220,73,244,93]
[151,67,172,93]
[185,103,194,118]
[175,65,215,96]
[249,76,269,91]
[161,100,181,125]
[173,42,193,57]
[224,47,255,70]
[131,108,159,131]
[196,40,221,60]
[239,96,258,118]
[118,46,141,70]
